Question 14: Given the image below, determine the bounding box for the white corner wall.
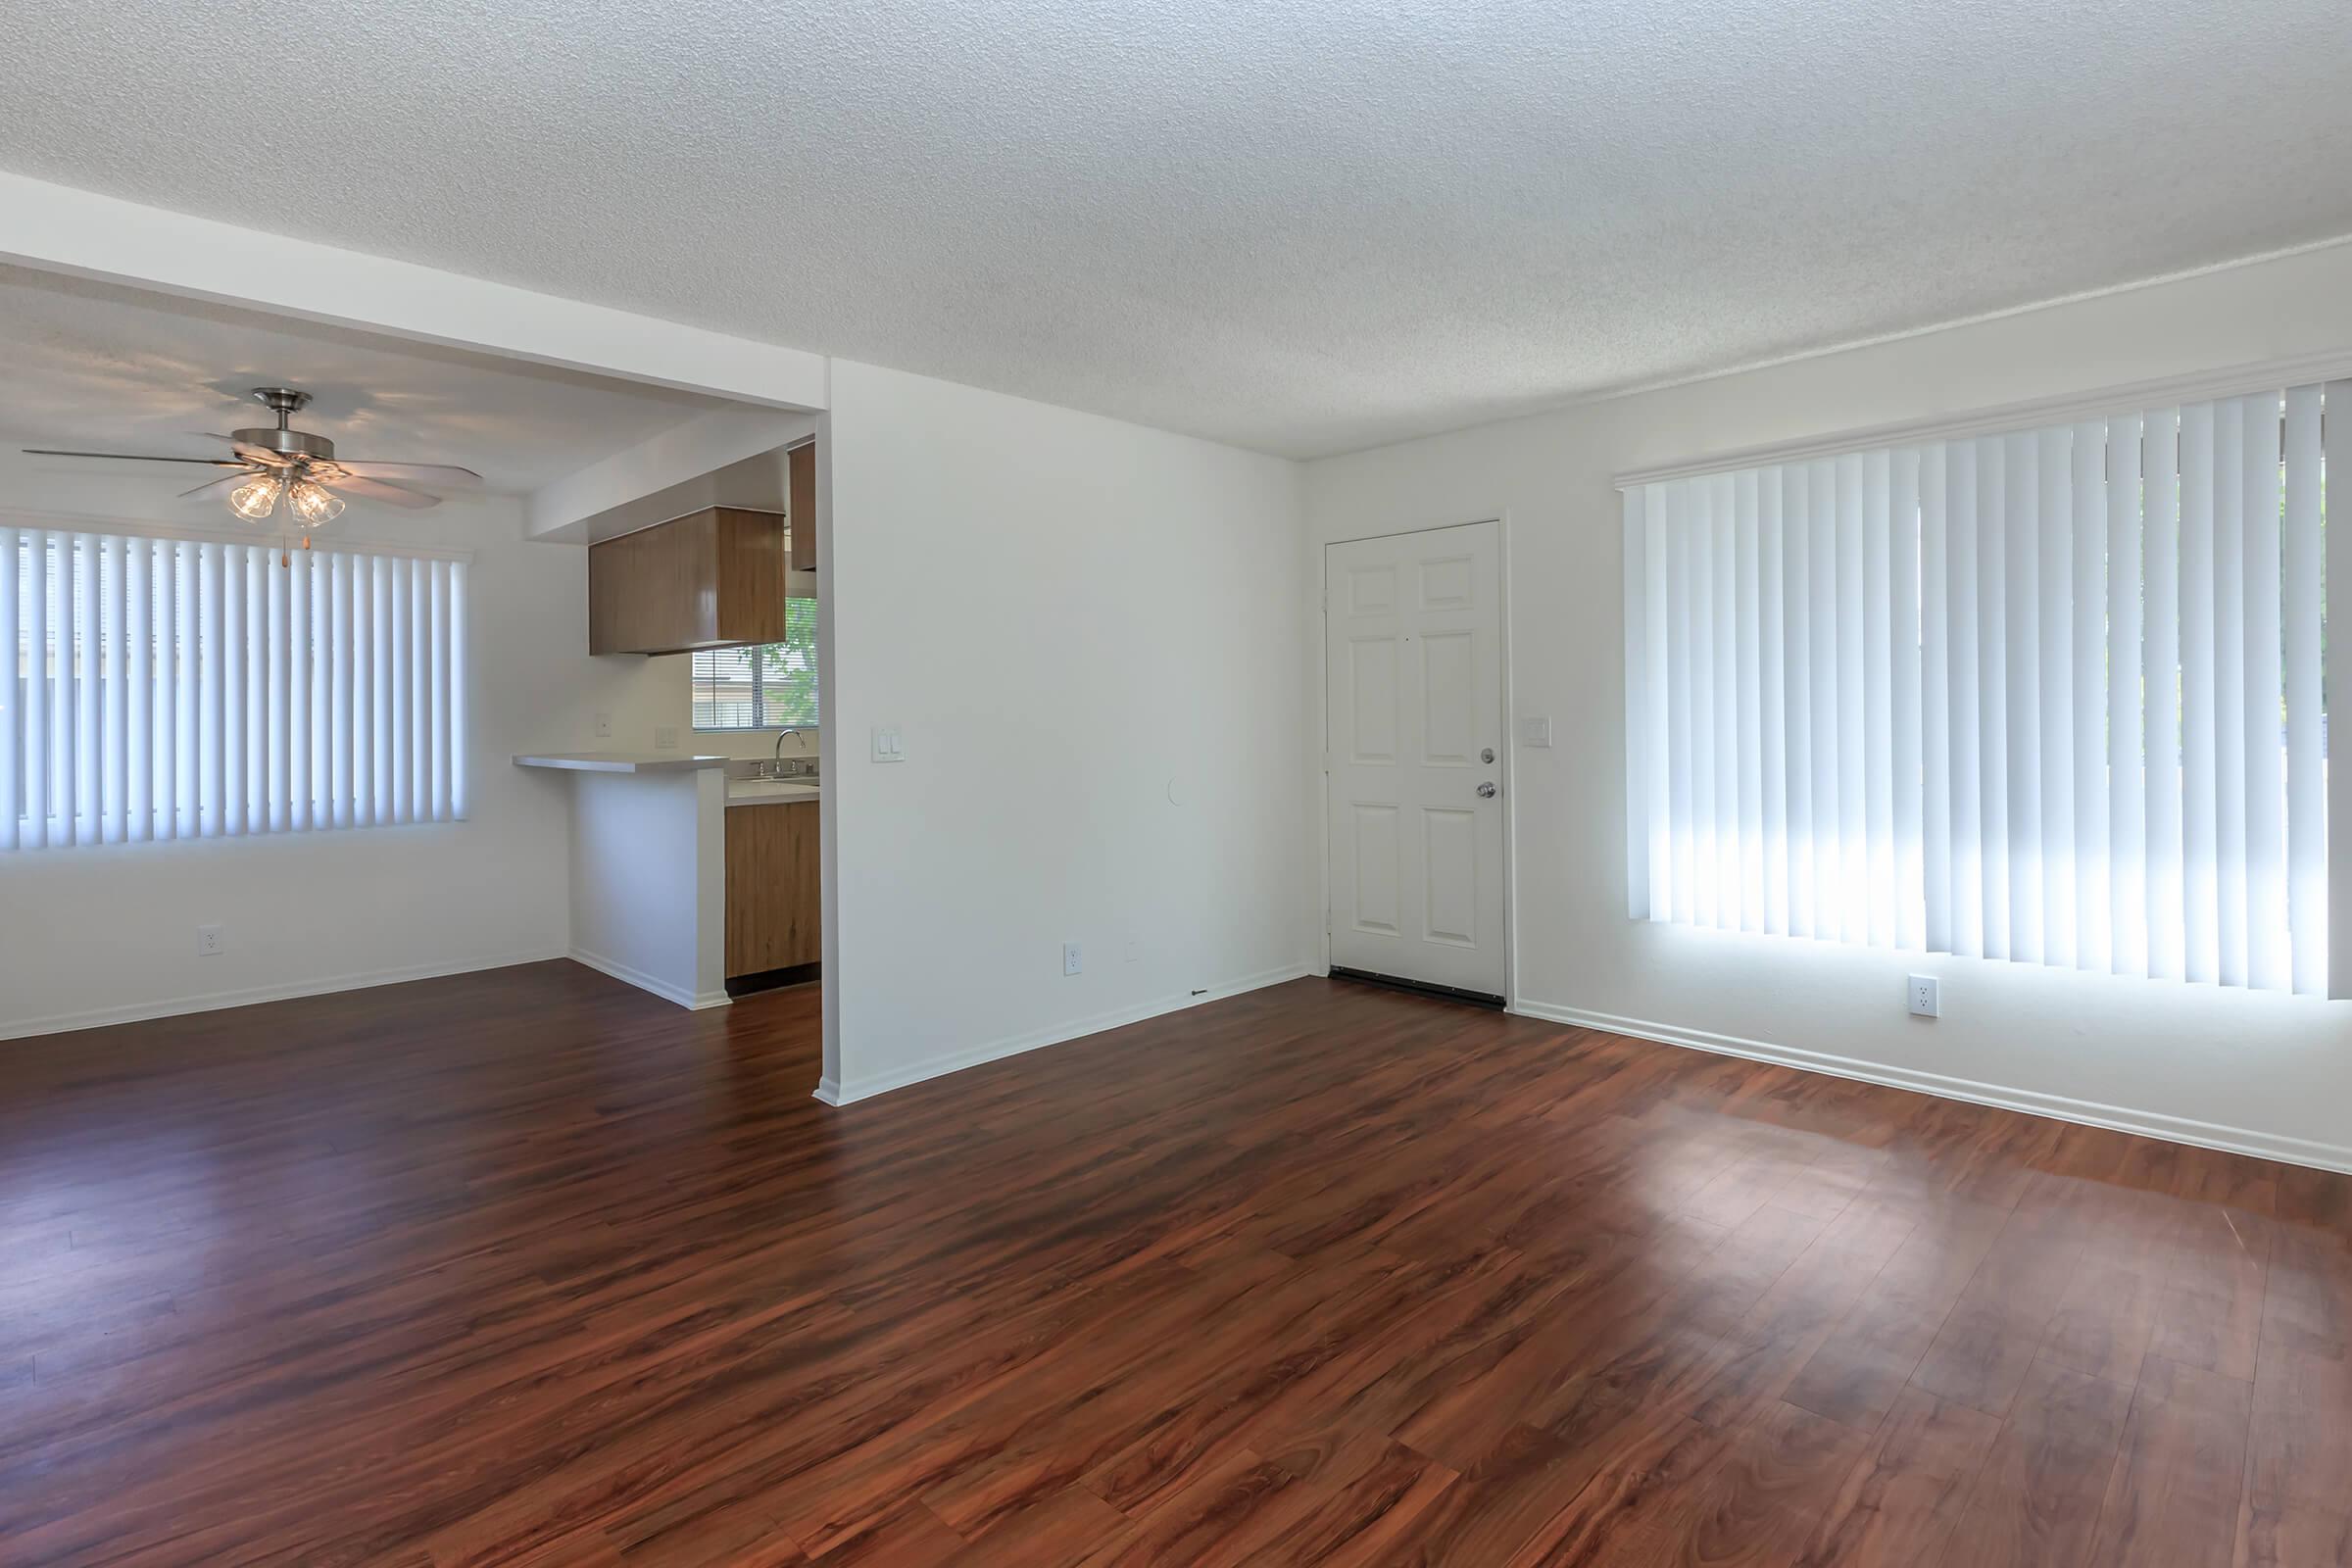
[1305,242,2352,1172]
[0,459,664,1039]
[566,767,728,1009]
[819,361,1316,1102]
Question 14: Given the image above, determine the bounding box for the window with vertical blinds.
[3,525,467,850]
[1622,380,2343,997]
[690,598,818,731]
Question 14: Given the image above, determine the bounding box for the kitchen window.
[691,598,817,731]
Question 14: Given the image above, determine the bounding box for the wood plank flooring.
[2,963,2347,1565]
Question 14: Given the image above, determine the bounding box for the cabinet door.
[787,443,817,574]
[710,509,791,645]
[588,508,789,655]
[725,802,821,977]
[589,511,717,654]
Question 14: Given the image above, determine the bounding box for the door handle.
[1477,782,1497,799]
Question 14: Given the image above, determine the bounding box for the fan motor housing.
[230,426,337,462]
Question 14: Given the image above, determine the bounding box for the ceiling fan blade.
[232,442,297,467]
[178,472,250,500]
[328,460,484,489]
[325,474,441,511]
[22,448,245,466]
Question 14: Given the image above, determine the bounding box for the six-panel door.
[1325,520,1505,997]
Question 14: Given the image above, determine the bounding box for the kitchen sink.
[729,776,821,795]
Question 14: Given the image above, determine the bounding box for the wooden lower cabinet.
[724,802,820,977]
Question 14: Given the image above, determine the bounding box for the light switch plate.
[594,711,612,739]
[654,726,678,751]
[1519,715,1553,748]
[871,725,905,762]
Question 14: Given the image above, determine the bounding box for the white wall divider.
[1625,384,2333,994]
[5,531,466,852]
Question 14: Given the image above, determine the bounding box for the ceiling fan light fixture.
[24,384,482,532]
[228,472,284,520]
[289,478,346,526]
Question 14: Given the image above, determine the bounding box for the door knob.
[1477,782,1497,799]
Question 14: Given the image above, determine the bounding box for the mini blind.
[691,598,818,730]
[1623,381,2344,996]
[2,528,467,850]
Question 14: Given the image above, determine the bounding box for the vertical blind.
[1623,381,2344,996]
[3,526,467,850]
[690,598,819,730]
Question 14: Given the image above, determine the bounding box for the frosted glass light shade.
[289,480,347,525]
[228,473,283,520]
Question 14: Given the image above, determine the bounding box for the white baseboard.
[0,947,570,1044]
[1511,998,2352,1177]
[565,948,731,1011]
[814,960,1319,1106]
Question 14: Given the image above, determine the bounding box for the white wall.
[1306,242,2352,1172]
[566,767,727,1008]
[0,457,657,1038]
[818,361,1316,1101]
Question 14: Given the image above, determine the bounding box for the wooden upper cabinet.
[787,441,817,574]
[588,507,789,655]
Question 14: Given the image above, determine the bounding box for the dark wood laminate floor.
[3,964,2348,1567]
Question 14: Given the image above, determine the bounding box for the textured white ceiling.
[0,267,724,493]
[4,0,2349,459]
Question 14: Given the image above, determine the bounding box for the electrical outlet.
[1063,942,1083,976]
[654,726,679,751]
[1908,974,1939,1017]
[594,711,613,739]
[197,923,225,957]
[1124,940,1142,964]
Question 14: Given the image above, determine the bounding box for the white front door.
[1325,520,1506,999]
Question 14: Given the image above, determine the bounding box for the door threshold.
[1329,967,1504,1010]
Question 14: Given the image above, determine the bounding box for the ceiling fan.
[23,386,484,533]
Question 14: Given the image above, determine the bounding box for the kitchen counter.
[514,752,727,773]
[726,779,821,808]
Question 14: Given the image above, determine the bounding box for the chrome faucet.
[767,728,809,778]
